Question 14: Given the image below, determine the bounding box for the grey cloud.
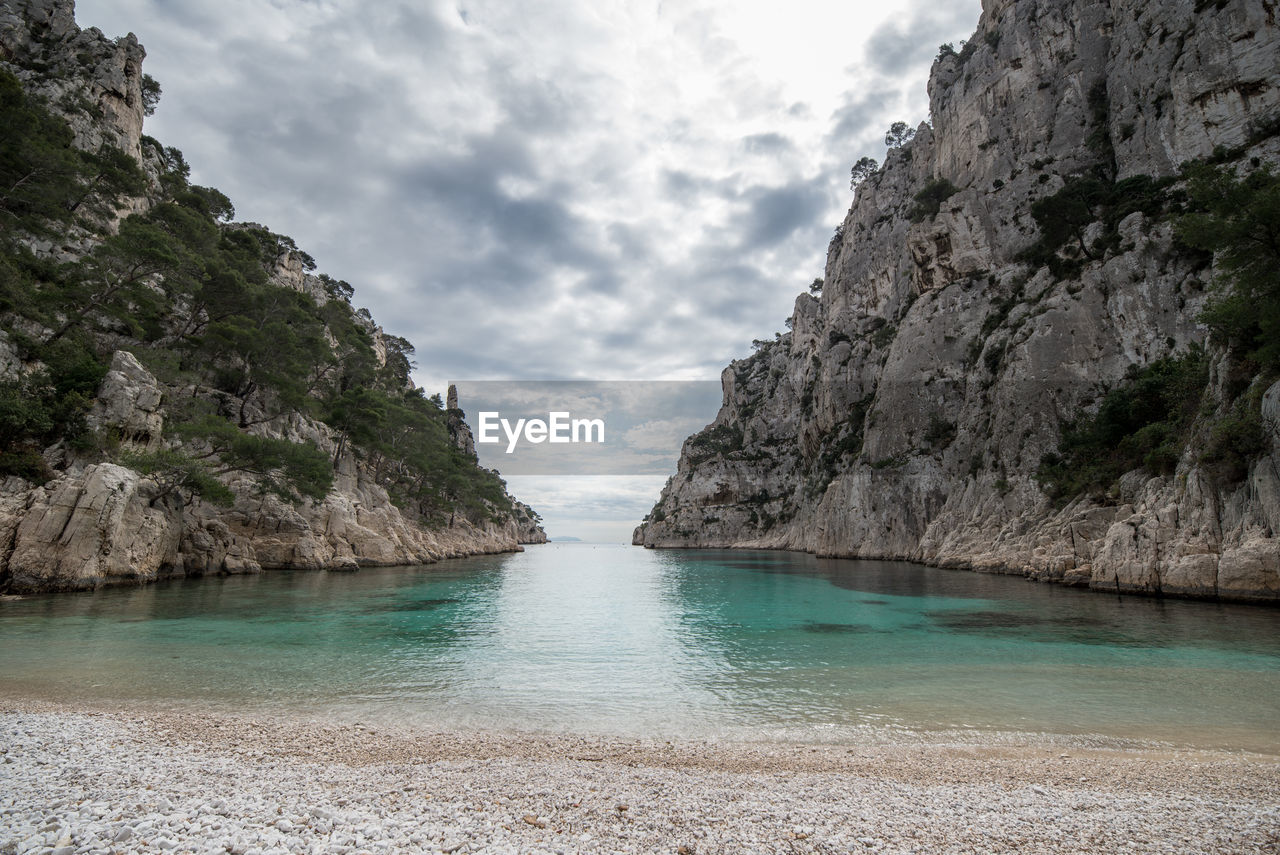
[605,222,650,262]
[486,65,584,134]
[572,272,626,297]
[391,128,607,279]
[864,4,981,76]
[124,0,224,31]
[662,169,740,203]
[76,0,976,408]
[361,5,450,53]
[663,170,703,201]
[739,179,830,249]
[741,132,794,155]
[828,92,892,145]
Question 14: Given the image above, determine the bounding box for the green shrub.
[1036,348,1209,503]
[983,341,1005,376]
[806,394,874,495]
[1176,162,1280,371]
[0,70,145,234]
[686,423,743,464]
[909,178,959,223]
[1201,398,1268,483]
[924,414,957,449]
[0,334,106,479]
[121,449,236,507]
[870,323,897,349]
[1020,174,1175,278]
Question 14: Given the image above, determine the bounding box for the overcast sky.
[77,0,981,540]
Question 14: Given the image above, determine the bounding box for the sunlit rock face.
[636,0,1280,602]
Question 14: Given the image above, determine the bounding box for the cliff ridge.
[0,0,543,594]
[635,0,1280,602]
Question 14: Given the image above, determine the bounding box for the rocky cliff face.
[0,0,145,161]
[635,0,1280,602]
[0,0,544,594]
[1,350,544,593]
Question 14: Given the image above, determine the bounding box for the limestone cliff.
[0,0,544,594]
[636,0,1280,602]
[2,350,544,593]
[0,0,145,161]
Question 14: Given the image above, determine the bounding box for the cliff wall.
[0,0,544,594]
[636,0,1280,602]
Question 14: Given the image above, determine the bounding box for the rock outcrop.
[636,0,1280,602]
[86,350,163,450]
[6,463,176,592]
[446,384,478,458]
[0,1,544,594]
[0,0,146,161]
[0,350,544,592]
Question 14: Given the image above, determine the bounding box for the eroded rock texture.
[0,1,544,593]
[0,349,544,593]
[636,0,1280,602]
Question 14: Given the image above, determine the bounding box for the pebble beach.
[2,699,1278,854]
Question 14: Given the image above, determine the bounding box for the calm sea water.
[2,544,1278,750]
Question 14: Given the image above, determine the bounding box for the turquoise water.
[2,544,1278,750]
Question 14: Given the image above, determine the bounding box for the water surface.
[2,544,1277,750]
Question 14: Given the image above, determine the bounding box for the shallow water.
[2,544,1278,750]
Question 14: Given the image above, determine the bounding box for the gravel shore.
[1,700,1277,854]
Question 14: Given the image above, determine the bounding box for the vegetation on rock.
[1036,348,1208,504]
[1020,173,1176,278]
[849,157,878,189]
[1177,161,1280,373]
[884,121,915,149]
[909,178,959,223]
[0,67,522,529]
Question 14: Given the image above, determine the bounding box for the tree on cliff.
[0,61,527,532]
[885,122,915,148]
[0,71,145,236]
[140,73,161,116]
[850,157,878,189]
[1177,162,1280,371]
[125,418,333,509]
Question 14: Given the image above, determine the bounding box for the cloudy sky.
[78,0,981,540]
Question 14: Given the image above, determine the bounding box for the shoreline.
[10,541,1279,609]
[2,697,1278,854]
[0,537,538,598]
[637,544,1280,607]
